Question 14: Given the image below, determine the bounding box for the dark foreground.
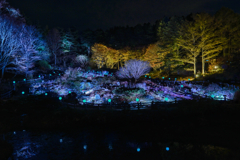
[0,95,240,159]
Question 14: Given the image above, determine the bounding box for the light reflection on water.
[5,130,236,160]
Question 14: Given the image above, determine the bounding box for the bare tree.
[75,55,89,69]
[116,59,151,86]
[47,28,61,66]
[0,16,20,78]
[13,25,42,77]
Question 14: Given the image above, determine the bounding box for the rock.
[95,94,101,100]
[145,95,155,100]
[136,83,147,90]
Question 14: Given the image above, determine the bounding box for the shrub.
[116,59,151,82]
[38,60,51,70]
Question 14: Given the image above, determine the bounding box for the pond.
[4,129,238,160]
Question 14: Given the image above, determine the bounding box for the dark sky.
[7,0,240,31]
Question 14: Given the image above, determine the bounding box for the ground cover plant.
[27,66,240,107]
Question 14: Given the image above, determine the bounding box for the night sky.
[7,0,240,31]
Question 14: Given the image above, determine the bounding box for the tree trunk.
[63,59,66,68]
[194,57,196,78]
[1,67,5,78]
[54,54,57,66]
[202,49,205,76]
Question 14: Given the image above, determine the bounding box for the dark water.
[4,129,238,160]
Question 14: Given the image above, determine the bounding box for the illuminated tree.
[91,43,108,69]
[13,25,42,77]
[157,16,184,75]
[215,7,240,56]
[174,20,201,77]
[47,28,61,66]
[75,55,89,69]
[0,16,20,78]
[194,13,224,75]
[140,42,168,71]
[116,59,151,83]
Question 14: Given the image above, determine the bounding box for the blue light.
[169,78,170,80]
[145,75,147,77]
[162,77,164,79]
[13,81,15,84]
[166,147,169,151]
[59,97,62,100]
[108,99,111,102]
[175,78,177,80]
[60,139,63,143]
[136,98,139,102]
[149,76,151,78]
[53,71,55,73]
[83,145,87,150]
[188,79,190,81]
[50,74,51,76]
[181,85,183,87]
[45,93,47,96]
[39,75,40,78]
[165,97,168,101]
[83,99,86,103]
[23,79,26,81]
[59,74,60,75]
[206,60,208,61]
[22,91,25,95]
[109,145,113,150]
[93,75,94,77]
[137,147,140,152]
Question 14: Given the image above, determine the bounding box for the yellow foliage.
[141,42,169,70]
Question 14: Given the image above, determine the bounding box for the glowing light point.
[59,74,60,75]
[53,71,55,73]
[22,91,25,95]
[109,145,113,150]
[13,131,16,134]
[136,98,139,102]
[23,130,25,132]
[175,78,177,80]
[59,97,62,100]
[69,91,71,94]
[23,79,26,81]
[188,79,190,81]
[165,97,168,101]
[50,74,51,76]
[83,99,86,103]
[145,75,147,77]
[181,85,183,87]
[39,75,40,78]
[60,139,63,143]
[45,93,47,96]
[149,76,151,78]
[108,99,111,102]
[169,78,170,80]
[166,147,169,151]
[13,81,15,84]
[137,147,140,152]
[162,77,164,79]
[83,145,87,150]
